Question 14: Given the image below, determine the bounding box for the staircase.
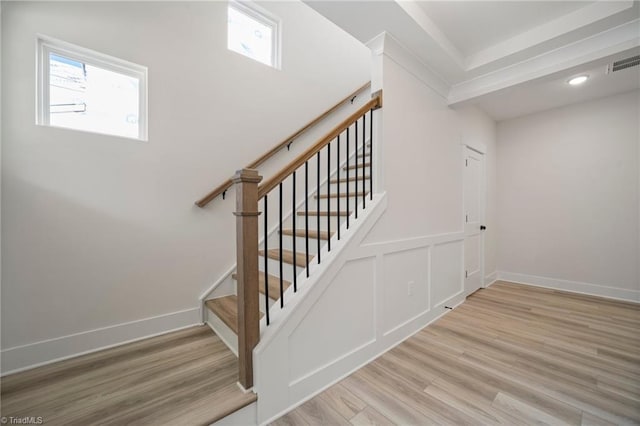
[204,145,372,351]
[194,85,382,422]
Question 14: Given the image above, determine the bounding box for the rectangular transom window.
[37,36,148,140]
[227,1,280,68]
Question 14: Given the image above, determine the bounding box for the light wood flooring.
[272,281,640,425]
[0,325,255,425]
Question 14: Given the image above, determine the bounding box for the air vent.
[611,55,640,72]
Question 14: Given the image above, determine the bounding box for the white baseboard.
[484,271,498,287]
[497,271,640,303]
[1,307,201,376]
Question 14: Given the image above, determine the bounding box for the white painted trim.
[288,339,376,388]
[462,145,486,298]
[366,32,385,56]
[228,1,282,70]
[356,231,464,257]
[484,271,498,287]
[36,34,148,141]
[449,20,640,106]
[394,0,465,68]
[380,32,450,99]
[1,307,201,375]
[200,265,236,302]
[258,298,460,426]
[497,271,640,303]
[465,1,635,71]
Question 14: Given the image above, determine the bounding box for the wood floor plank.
[317,382,367,420]
[492,392,570,426]
[270,408,310,426]
[0,326,254,425]
[296,395,351,425]
[273,282,640,425]
[349,406,395,426]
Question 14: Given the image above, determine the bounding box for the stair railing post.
[232,168,263,390]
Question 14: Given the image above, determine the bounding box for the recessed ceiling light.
[568,75,589,86]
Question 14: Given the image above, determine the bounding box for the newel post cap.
[232,168,263,184]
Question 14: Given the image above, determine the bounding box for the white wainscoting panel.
[254,194,469,425]
[289,258,376,383]
[382,247,430,335]
[431,240,464,307]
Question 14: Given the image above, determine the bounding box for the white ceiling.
[304,0,640,121]
[477,47,640,120]
[415,1,595,56]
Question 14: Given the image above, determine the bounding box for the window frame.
[227,1,282,69]
[36,35,148,141]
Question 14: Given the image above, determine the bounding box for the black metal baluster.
[327,142,331,252]
[263,195,269,325]
[305,162,309,278]
[346,126,350,229]
[279,183,284,308]
[316,151,321,264]
[362,114,366,209]
[292,171,297,292]
[337,134,341,240]
[370,109,373,201]
[355,120,358,219]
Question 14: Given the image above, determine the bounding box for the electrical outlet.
[407,281,414,296]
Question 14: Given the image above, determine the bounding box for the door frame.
[462,142,486,295]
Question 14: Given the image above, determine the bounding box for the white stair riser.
[279,234,321,255]
[260,257,301,283]
[205,308,238,356]
[314,195,371,211]
[298,215,344,231]
[329,180,372,193]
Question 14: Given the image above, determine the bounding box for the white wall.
[0,1,370,373]
[253,32,497,424]
[496,90,640,301]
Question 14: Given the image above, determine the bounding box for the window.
[37,36,148,140]
[227,1,280,68]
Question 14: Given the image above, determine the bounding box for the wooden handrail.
[195,82,371,207]
[258,94,382,199]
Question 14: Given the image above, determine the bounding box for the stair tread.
[205,295,264,335]
[232,272,291,300]
[281,229,333,240]
[259,248,310,266]
[316,191,369,199]
[344,163,371,170]
[330,176,370,183]
[298,211,351,216]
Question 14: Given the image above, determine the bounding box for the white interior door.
[463,146,485,297]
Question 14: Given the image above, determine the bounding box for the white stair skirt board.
[497,271,640,303]
[1,307,201,376]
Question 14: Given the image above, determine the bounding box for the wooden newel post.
[233,168,263,390]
